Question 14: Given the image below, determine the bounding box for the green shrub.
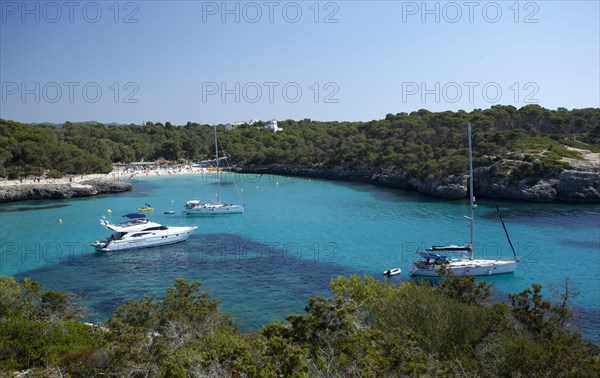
[46,169,64,179]
[561,138,600,153]
[0,320,105,370]
[1,273,599,377]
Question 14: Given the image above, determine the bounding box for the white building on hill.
[224,119,281,132]
[225,119,259,130]
[267,119,282,132]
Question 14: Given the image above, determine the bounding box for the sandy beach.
[0,165,215,188]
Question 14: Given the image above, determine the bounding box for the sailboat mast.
[467,123,474,260]
[214,125,220,204]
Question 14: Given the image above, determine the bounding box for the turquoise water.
[1,173,598,340]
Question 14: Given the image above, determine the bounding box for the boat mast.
[467,122,474,260]
[214,125,221,205]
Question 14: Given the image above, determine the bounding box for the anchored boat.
[91,213,196,252]
[409,123,519,277]
[185,126,244,215]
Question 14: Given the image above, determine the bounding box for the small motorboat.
[383,268,401,276]
[164,210,175,214]
[138,203,154,212]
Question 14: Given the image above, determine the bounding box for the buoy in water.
[107,209,112,213]
[59,218,63,224]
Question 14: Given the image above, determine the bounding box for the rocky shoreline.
[1,157,598,204]
[235,161,600,203]
[0,179,132,203]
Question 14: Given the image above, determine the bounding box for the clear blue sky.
[1,0,598,125]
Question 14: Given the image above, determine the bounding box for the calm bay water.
[1,173,598,340]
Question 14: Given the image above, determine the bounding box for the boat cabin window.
[143,226,169,231]
[131,232,151,237]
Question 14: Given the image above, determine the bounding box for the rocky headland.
[1,148,598,204]
[0,178,132,203]
[236,148,600,203]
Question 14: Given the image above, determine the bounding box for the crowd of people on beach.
[0,164,216,187]
[112,164,212,179]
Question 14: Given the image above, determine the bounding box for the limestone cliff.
[0,179,132,203]
[237,148,600,203]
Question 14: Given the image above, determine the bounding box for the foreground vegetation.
[1,274,598,377]
[1,105,599,181]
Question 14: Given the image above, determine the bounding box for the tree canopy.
[1,275,598,376]
[1,105,599,181]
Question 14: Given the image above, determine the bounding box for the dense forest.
[1,274,598,377]
[1,105,599,182]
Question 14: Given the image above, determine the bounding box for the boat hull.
[409,259,517,277]
[383,268,401,276]
[93,226,196,252]
[185,204,244,215]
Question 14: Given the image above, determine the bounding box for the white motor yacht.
[91,213,197,252]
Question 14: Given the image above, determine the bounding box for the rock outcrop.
[237,157,600,203]
[0,179,132,203]
[237,164,469,199]
[473,150,600,202]
[556,170,600,201]
[473,167,558,202]
[79,179,132,194]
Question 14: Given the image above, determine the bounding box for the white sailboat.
[409,123,519,277]
[185,126,244,215]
